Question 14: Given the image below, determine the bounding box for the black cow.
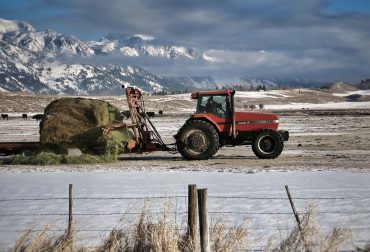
[1,114,8,120]
[22,113,28,119]
[32,114,45,121]
[146,112,155,118]
[138,112,155,118]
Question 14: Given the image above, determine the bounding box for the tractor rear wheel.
[176,120,219,160]
[252,129,284,159]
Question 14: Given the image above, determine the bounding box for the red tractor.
[0,86,288,158]
[174,89,289,160]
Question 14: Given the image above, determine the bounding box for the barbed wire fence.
[0,184,369,250]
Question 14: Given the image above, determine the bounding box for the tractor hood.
[234,112,279,131]
[190,111,280,133]
[235,112,279,122]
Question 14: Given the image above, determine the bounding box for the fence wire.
[0,190,369,249]
[1,195,370,202]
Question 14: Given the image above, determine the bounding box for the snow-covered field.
[265,101,370,110]
[1,92,370,250]
[332,89,370,97]
[0,171,369,249]
[1,113,370,249]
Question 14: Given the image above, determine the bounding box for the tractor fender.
[190,114,226,132]
[251,128,289,142]
[174,116,220,140]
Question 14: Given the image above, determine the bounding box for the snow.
[149,95,191,103]
[168,93,193,100]
[88,39,118,53]
[0,170,369,249]
[120,46,139,56]
[126,66,135,74]
[145,45,166,57]
[235,90,293,98]
[265,101,370,110]
[14,62,28,72]
[23,32,45,52]
[147,80,163,92]
[332,90,370,97]
[172,46,194,59]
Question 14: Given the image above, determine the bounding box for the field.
[0,89,370,250]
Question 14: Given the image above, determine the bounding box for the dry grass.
[210,218,249,252]
[94,204,185,252]
[12,226,73,252]
[7,204,357,252]
[264,204,352,252]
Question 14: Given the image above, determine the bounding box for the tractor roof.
[191,90,235,99]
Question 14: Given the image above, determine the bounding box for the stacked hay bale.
[40,97,133,158]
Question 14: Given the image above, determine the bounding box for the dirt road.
[1,110,369,172]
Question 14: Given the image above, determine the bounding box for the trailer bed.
[0,142,43,155]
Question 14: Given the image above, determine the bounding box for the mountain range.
[0,18,328,95]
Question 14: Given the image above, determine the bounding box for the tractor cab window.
[197,95,232,118]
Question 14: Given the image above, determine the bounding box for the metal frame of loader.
[123,85,173,153]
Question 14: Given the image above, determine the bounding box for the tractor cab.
[192,90,235,118]
[196,93,232,118]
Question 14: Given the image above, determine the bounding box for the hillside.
[323,81,359,93]
[2,88,370,114]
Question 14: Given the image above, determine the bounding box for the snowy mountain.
[88,33,214,61]
[0,35,170,94]
[0,18,329,95]
[0,18,211,61]
[0,18,220,94]
[163,76,217,90]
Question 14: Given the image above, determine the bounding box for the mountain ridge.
[0,18,334,95]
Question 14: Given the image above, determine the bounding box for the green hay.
[38,98,133,156]
[11,152,64,166]
[40,98,123,145]
[11,152,114,166]
[72,125,133,159]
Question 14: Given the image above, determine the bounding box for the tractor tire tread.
[252,129,284,159]
[176,119,219,160]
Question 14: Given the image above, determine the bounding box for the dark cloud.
[3,0,370,81]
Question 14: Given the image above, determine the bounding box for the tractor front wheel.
[176,120,219,160]
[252,129,284,159]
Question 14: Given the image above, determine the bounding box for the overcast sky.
[1,0,370,82]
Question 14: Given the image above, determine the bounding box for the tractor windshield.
[197,95,232,118]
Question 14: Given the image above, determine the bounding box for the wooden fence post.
[285,184,307,250]
[68,184,73,234]
[285,185,302,231]
[188,184,197,243]
[198,188,210,252]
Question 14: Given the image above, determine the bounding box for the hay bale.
[71,124,133,156]
[39,98,132,157]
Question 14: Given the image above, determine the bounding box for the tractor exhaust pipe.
[231,91,236,141]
